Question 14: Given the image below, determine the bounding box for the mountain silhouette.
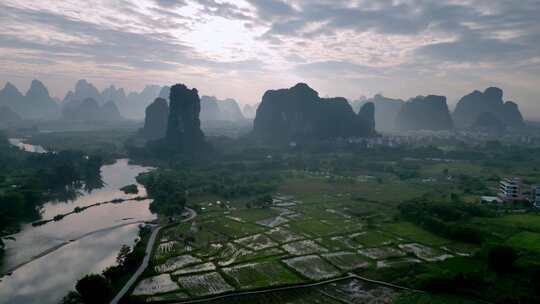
[0,80,60,120]
[253,83,376,143]
[453,87,524,129]
[395,95,453,131]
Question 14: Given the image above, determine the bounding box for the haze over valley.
[1,1,540,304]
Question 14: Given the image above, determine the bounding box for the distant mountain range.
[242,103,258,119]
[351,95,404,132]
[0,106,22,128]
[0,79,250,124]
[0,79,528,135]
[62,98,122,122]
[200,96,245,122]
[63,80,170,120]
[0,80,59,120]
[349,87,525,132]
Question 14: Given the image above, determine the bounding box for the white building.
[532,185,540,208]
[498,178,524,202]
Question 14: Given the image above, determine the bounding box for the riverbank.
[1,220,152,277]
[0,156,157,304]
[111,208,197,304]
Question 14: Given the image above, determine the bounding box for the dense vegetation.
[399,197,495,243]
[139,162,280,216]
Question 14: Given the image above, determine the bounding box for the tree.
[116,244,131,266]
[60,291,83,304]
[75,274,113,304]
[488,245,517,274]
[253,194,272,208]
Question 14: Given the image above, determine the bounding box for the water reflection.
[0,159,156,304]
[0,224,140,304]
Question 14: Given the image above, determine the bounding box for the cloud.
[0,0,539,117]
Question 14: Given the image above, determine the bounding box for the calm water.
[0,141,156,304]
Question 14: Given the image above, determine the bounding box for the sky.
[1,0,540,118]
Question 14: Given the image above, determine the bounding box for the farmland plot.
[283,255,340,280]
[222,261,302,289]
[132,274,179,296]
[194,243,223,258]
[266,227,303,243]
[320,278,397,303]
[398,243,453,261]
[172,262,216,275]
[273,207,297,216]
[235,234,277,251]
[351,231,396,247]
[282,239,328,255]
[145,292,189,302]
[156,241,182,258]
[322,251,370,270]
[214,243,254,266]
[376,257,422,268]
[256,216,289,228]
[177,272,234,297]
[155,254,202,273]
[235,247,286,264]
[328,236,357,249]
[357,246,405,260]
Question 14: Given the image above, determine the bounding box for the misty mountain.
[253,83,376,143]
[352,94,405,132]
[358,102,375,133]
[123,85,165,120]
[64,80,104,105]
[472,112,506,135]
[159,86,170,100]
[165,84,207,153]
[62,98,122,122]
[139,97,169,141]
[61,80,169,120]
[0,80,59,120]
[242,103,258,119]
[0,106,22,128]
[200,96,246,122]
[395,95,453,131]
[453,87,524,129]
[102,85,128,107]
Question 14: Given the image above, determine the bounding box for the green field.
[383,222,450,246]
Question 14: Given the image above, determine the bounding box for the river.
[0,140,157,304]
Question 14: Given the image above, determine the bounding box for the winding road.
[110,208,197,304]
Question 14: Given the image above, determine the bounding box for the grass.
[322,251,370,270]
[351,230,396,247]
[420,162,487,178]
[505,231,540,253]
[383,222,450,246]
[287,219,340,237]
[394,292,483,304]
[202,217,265,239]
[222,261,303,289]
[227,208,280,223]
[490,214,540,232]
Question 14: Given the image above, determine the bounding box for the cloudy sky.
[1,0,539,118]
